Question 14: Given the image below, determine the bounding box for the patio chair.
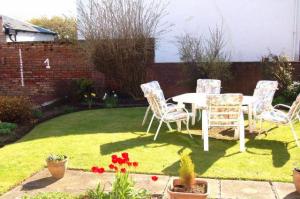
[258,94,300,147]
[243,80,278,120]
[141,81,176,127]
[141,83,193,141]
[193,79,221,124]
[203,94,245,152]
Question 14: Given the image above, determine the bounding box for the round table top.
[172,93,255,106]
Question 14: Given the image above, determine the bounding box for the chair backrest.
[288,94,300,121]
[196,79,221,94]
[207,94,243,127]
[253,80,278,115]
[140,81,167,118]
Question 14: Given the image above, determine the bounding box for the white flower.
[114,94,118,98]
[91,93,96,97]
[102,93,107,100]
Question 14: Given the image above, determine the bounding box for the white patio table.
[172,93,256,134]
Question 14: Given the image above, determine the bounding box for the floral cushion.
[164,110,191,121]
[207,94,243,126]
[196,79,221,94]
[252,81,278,115]
[260,111,289,124]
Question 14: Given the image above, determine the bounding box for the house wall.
[6,32,55,42]
[155,0,300,62]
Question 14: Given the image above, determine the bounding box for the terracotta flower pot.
[46,158,68,179]
[293,168,300,193]
[167,178,209,199]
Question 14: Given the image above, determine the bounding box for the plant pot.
[167,178,209,199]
[293,168,300,193]
[46,158,68,179]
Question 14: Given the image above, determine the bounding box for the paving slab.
[0,169,169,199]
[221,180,275,199]
[273,182,300,199]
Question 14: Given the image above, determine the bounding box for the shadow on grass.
[245,139,290,167]
[100,130,239,175]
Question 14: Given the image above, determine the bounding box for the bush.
[32,109,43,119]
[0,122,17,135]
[0,96,32,123]
[55,78,95,104]
[179,152,195,190]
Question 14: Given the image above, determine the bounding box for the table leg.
[248,104,253,133]
[176,102,184,131]
[202,110,209,151]
[192,103,196,125]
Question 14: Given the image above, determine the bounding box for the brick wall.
[1,42,300,104]
[0,42,104,104]
[0,16,6,43]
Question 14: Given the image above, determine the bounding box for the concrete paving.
[1,169,300,199]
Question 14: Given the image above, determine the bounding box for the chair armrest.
[274,104,291,110]
[165,98,173,102]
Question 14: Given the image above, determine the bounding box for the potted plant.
[167,153,208,199]
[46,154,68,179]
[293,167,300,193]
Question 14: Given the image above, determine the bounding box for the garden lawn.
[1,107,300,195]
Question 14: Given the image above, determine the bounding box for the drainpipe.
[293,0,300,61]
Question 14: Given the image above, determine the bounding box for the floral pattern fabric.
[196,79,221,94]
[287,94,300,121]
[252,80,278,116]
[207,94,243,126]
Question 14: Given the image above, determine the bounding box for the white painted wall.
[6,32,55,42]
[156,0,300,62]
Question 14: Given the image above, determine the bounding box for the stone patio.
[0,169,300,199]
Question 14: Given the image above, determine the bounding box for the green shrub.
[86,183,108,199]
[0,122,17,135]
[179,152,195,190]
[32,109,43,119]
[22,192,77,199]
[103,91,118,108]
[0,96,32,123]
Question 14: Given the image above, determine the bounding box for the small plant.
[46,154,67,162]
[103,91,118,108]
[86,183,108,199]
[32,109,43,119]
[90,152,152,199]
[179,152,195,190]
[84,93,97,109]
[0,122,17,135]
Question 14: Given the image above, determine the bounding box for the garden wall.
[1,42,300,104]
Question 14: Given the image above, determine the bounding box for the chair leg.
[198,109,202,121]
[289,122,300,147]
[167,122,173,131]
[146,114,155,134]
[186,117,193,138]
[192,104,196,125]
[239,113,245,152]
[259,118,263,134]
[142,106,150,126]
[176,121,182,131]
[154,119,164,141]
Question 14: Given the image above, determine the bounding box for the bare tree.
[77,0,169,99]
[177,25,231,85]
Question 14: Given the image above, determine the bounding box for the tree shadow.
[21,177,58,190]
[100,131,238,176]
[245,139,290,167]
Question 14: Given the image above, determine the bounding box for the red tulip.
[120,168,126,173]
[97,167,105,174]
[151,176,158,181]
[91,166,99,173]
[133,162,138,167]
[127,162,132,166]
[109,164,115,169]
[121,152,129,159]
[117,158,125,165]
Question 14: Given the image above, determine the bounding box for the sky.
[0,0,77,21]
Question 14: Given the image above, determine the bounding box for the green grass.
[1,107,300,195]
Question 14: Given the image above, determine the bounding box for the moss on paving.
[0,107,300,195]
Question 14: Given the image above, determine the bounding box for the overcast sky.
[0,0,77,21]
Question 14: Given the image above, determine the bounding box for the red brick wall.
[0,17,6,43]
[0,42,104,104]
[1,42,300,104]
